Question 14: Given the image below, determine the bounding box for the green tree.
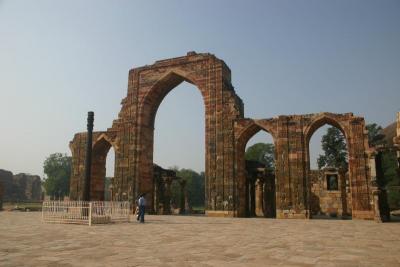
[366,123,385,147]
[43,153,72,199]
[382,151,400,210]
[365,122,400,209]
[169,167,205,209]
[317,127,348,170]
[177,168,205,207]
[245,143,275,170]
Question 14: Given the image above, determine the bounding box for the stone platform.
[1,212,400,266]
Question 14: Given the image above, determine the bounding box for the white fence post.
[41,202,44,222]
[41,201,130,226]
[89,202,92,226]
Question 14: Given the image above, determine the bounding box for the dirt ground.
[1,212,400,266]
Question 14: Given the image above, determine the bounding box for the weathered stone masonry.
[234,113,373,219]
[69,52,377,220]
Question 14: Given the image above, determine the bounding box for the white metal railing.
[42,201,130,226]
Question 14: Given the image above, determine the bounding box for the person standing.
[137,193,146,223]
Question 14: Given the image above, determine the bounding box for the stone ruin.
[309,168,351,218]
[153,164,191,215]
[69,52,399,220]
[245,160,276,218]
[0,169,42,203]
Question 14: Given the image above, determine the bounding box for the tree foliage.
[379,149,400,210]
[170,167,205,208]
[365,122,400,210]
[317,127,348,170]
[43,153,72,199]
[366,123,385,147]
[245,143,275,170]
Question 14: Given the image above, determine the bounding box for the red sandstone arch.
[235,119,277,216]
[304,114,349,144]
[128,53,243,213]
[138,70,206,128]
[303,115,351,217]
[90,136,116,201]
[302,113,373,219]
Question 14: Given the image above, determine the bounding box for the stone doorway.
[306,121,352,219]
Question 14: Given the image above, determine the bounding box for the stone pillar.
[339,170,349,217]
[162,177,173,215]
[255,178,264,217]
[179,180,186,214]
[153,177,159,213]
[264,173,277,218]
[83,111,94,201]
[249,179,256,217]
[367,151,380,221]
[368,150,390,222]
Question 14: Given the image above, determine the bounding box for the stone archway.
[303,113,373,219]
[90,136,116,201]
[69,53,376,220]
[103,52,243,214]
[69,53,244,215]
[69,131,117,200]
[304,116,350,218]
[234,119,277,217]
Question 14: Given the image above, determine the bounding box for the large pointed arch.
[138,70,206,128]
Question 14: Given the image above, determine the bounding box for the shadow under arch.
[235,121,277,217]
[91,136,117,201]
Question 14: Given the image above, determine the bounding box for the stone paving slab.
[1,212,400,266]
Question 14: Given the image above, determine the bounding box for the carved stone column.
[255,178,264,217]
[338,169,349,217]
[249,179,256,217]
[367,150,390,222]
[162,176,173,215]
[264,173,277,218]
[179,179,187,214]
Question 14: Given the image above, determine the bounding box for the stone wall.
[235,113,373,219]
[245,160,276,218]
[310,169,351,217]
[0,169,42,202]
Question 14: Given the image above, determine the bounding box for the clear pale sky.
[1,0,399,177]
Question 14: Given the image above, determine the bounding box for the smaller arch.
[93,133,118,153]
[235,120,277,218]
[304,114,349,145]
[305,114,353,219]
[236,120,277,148]
[91,136,116,201]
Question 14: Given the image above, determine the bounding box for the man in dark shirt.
[137,193,146,223]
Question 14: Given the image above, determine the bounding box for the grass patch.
[2,202,43,211]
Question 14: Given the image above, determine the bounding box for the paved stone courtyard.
[1,213,400,266]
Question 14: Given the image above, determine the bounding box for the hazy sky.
[0,0,399,177]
